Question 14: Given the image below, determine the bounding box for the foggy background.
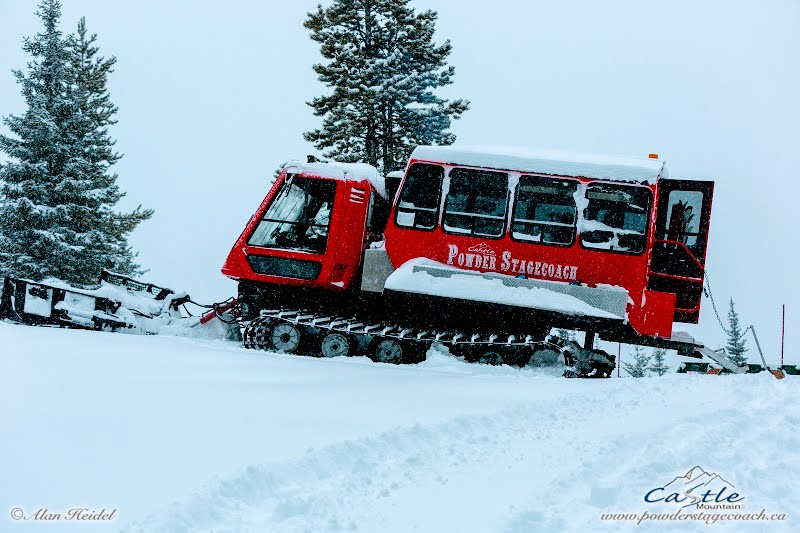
[1,0,797,362]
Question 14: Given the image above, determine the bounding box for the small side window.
[394,163,444,230]
[664,190,703,251]
[580,183,651,254]
[512,176,578,246]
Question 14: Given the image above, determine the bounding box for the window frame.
[393,162,444,233]
[441,166,510,240]
[578,180,653,256]
[509,174,580,248]
[246,175,337,255]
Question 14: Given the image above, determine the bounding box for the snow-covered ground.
[1,322,797,532]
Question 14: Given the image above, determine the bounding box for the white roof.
[283,160,386,198]
[410,145,667,183]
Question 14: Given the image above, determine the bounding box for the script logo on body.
[445,243,578,281]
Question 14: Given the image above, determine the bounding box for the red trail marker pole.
[781,304,785,366]
[617,343,621,377]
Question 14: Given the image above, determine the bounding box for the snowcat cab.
[221,159,390,321]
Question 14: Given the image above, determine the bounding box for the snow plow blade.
[692,346,748,374]
[0,277,128,330]
[99,270,177,301]
[0,271,189,332]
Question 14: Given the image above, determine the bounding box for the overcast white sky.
[1,0,798,361]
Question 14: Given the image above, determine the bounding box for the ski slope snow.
[1,322,797,532]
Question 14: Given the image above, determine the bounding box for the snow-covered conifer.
[725,298,748,365]
[649,348,670,376]
[0,2,151,285]
[304,0,469,174]
[623,345,651,378]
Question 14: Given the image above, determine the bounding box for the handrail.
[648,271,703,284]
[653,239,706,272]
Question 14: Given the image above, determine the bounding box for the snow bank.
[411,145,667,183]
[1,324,796,532]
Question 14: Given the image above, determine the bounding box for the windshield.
[247,176,336,254]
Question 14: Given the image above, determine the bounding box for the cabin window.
[395,163,444,230]
[442,168,509,238]
[512,176,578,246]
[247,176,336,254]
[663,190,704,251]
[580,183,651,254]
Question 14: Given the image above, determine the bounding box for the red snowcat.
[221,146,743,377]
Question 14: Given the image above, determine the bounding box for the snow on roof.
[410,145,667,183]
[284,160,387,198]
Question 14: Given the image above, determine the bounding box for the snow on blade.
[411,145,667,183]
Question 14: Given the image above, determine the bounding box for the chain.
[703,270,731,336]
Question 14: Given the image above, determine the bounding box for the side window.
[395,163,444,230]
[366,191,390,234]
[512,176,578,246]
[580,183,651,254]
[664,190,703,250]
[443,168,509,238]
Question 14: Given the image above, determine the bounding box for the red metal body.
[384,159,667,337]
[223,151,713,345]
[222,168,374,292]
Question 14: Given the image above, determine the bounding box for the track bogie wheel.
[269,321,303,354]
[368,337,426,364]
[320,332,352,358]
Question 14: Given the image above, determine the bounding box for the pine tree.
[555,328,576,342]
[0,2,151,285]
[304,0,469,174]
[623,345,651,378]
[649,348,670,376]
[0,0,74,281]
[725,298,748,365]
[64,17,152,282]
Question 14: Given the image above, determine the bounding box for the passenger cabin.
[382,146,713,340]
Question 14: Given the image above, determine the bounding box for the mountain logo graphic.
[467,243,495,255]
[643,466,745,509]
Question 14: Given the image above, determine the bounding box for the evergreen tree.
[64,17,152,281]
[0,2,151,285]
[649,348,670,376]
[623,345,651,378]
[304,0,469,174]
[555,328,576,342]
[725,298,748,365]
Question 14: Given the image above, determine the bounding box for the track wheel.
[502,346,532,367]
[270,321,303,353]
[369,338,407,364]
[320,332,352,358]
[456,345,504,365]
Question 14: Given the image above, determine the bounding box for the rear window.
[580,183,651,254]
[442,168,509,238]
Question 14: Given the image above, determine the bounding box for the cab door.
[647,179,714,323]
